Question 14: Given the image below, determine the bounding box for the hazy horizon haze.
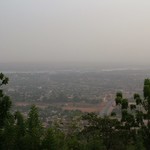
[0,0,150,65]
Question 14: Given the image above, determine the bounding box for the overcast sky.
[0,0,150,64]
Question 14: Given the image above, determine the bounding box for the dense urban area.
[2,69,149,126]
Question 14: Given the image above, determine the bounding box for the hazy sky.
[0,0,150,64]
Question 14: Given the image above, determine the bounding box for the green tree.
[115,96,122,105]
[134,93,140,100]
[0,73,15,150]
[0,73,12,128]
[14,111,26,150]
[82,113,125,150]
[25,105,43,150]
[143,79,150,126]
[42,128,56,150]
[130,104,136,111]
[116,92,123,99]
[121,99,128,110]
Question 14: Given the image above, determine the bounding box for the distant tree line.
[0,73,150,150]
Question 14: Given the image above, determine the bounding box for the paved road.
[99,96,115,117]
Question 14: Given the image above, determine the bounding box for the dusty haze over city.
[0,0,150,66]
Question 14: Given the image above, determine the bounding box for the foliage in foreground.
[0,73,150,150]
